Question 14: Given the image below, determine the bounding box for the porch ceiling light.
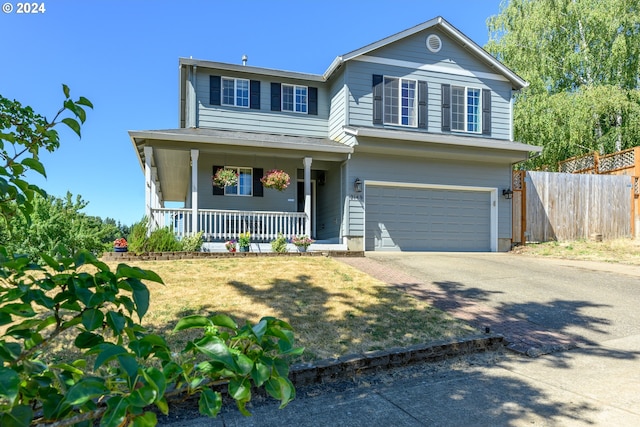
[354,178,363,193]
[502,188,513,199]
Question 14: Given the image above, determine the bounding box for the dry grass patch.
[105,257,475,362]
[513,238,640,265]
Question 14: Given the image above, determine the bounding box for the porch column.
[191,149,199,234]
[303,157,312,236]
[151,167,158,210]
[144,146,153,235]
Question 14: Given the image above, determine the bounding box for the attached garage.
[364,182,497,252]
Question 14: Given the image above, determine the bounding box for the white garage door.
[365,185,492,251]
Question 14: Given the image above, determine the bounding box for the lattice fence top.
[635,176,639,197]
[559,153,596,173]
[599,149,635,173]
[512,170,524,190]
[559,147,636,174]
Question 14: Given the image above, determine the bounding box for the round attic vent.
[426,34,442,53]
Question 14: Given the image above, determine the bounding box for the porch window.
[383,77,417,127]
[225,167,253,196]
[282,84,307,113]
[222,77,249,108]
[451,86,481,133]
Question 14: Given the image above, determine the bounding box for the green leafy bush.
[147,227,182,252]
[181,231,203,252]
[270,233,288,253]
[0,192,118,260]
[127,217,149,254]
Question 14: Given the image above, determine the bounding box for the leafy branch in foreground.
[0,85,92,225]
[0,87,302,426]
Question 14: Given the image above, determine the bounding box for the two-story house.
[129,16,541,252]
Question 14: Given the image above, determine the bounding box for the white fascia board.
[437,20,527,90]
[128,130,353,154]
[338,17,442,63]
[344,126,542,154]
[179,58,325,83]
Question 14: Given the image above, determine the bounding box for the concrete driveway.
[365,252,640,351]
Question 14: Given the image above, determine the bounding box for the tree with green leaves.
[1,192,121,259]
[486,0,640,169]
[0,88,301,426]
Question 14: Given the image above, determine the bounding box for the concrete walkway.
[160,253,640,426]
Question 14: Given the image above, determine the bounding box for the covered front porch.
[129,128,353,251]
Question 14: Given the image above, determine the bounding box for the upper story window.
[282,84,307,113]
[270,83,317,115]
[373,74,427,129]
[224,167,253,196]
[210,76,260,109]
[222,77,249,108]
[451,86,481,133]
[383,77,417,127]
[441,84,491,135]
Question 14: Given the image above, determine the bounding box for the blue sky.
[1,0,503,226]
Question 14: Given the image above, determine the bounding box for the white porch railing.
[150,208,307,241]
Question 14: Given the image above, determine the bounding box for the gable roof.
[180,16,525,90]
[323,16,526,90]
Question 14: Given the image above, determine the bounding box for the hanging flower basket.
[212,168,238,188]
[260,169,290,191]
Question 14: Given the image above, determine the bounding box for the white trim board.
[364,180,498,252]
[354,55,509,83]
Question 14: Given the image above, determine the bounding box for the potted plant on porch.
[291,235,314,252]
[238,232,251,252]
[225,240,237,253]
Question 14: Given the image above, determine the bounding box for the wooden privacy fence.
[512,171,635,244]
[557,147,640,239]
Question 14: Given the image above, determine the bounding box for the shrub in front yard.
[270,233,288,253]
[128,217,149,254]
[181,231,204,252]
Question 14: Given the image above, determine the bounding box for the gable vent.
[426,34,442,53]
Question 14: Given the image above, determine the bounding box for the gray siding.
[328,71,347,141]
[195,69,328,138]
[343,27,514,140]
[345,153,512,239]
[198,153,299,212]
[372,28,499,76]
[315,162,342,240]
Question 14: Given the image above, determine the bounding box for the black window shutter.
[250,80,260,110]
[253,168,263,197]
[308,87,318,115]
[271,83,281,111]
[372,74,383,124]
[210,76,221,106]
[418,81,428,129]
[212,165,224,196]
[482,89,491,135]
[441,84,451,131]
